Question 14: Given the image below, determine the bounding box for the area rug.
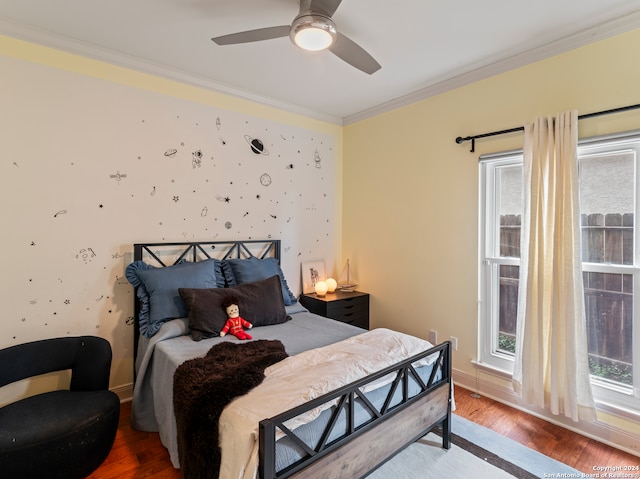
[367,414,582,479]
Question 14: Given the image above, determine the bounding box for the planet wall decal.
[245,135,269,155]
[260,173,272,186]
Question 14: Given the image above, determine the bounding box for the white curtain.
[513,110,596,422]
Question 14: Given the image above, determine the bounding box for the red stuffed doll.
[220,294,253,340]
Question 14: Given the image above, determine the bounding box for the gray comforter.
[131,303,365,468]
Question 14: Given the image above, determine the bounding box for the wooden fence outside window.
[498,214,633,385]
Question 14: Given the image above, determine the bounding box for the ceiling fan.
[211,0,381,75]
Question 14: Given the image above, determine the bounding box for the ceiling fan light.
[295,27,332,51]
[290,15,336,51]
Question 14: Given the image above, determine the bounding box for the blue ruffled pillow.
[126,259,223,338]
[221,256,297,306]
[126,261,154,335]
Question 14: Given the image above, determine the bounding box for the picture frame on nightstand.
[301,260,326,294]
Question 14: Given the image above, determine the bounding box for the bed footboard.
[259,341,452,479]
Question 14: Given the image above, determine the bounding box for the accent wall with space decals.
[0,53,336,392]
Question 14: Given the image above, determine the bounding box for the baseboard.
[453,368,640,458]
[111,382,133,403]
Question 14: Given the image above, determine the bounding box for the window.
[479,133,640,412]
[479,156,523,373]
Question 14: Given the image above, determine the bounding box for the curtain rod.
[455,102,640,153]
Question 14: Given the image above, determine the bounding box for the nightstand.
[299,290,369,330]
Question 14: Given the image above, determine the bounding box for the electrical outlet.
[450,336,458,351]
[429,330,438,344]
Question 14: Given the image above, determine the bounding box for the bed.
[128,239,452,479]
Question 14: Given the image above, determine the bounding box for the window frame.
[478,130,640,414]
[478,153,523,374]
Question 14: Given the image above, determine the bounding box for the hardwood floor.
[89,385,639,478]
[452,386,639,473]
[87,400,180,479]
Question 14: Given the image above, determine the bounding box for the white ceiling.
[2,0,640,124]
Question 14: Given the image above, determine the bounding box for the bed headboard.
[131,239,281,356]
[133,239,280,265]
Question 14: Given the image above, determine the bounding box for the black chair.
[0,336,120,479]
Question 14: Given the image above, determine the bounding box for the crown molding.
[0,16,344,126]
[3,11,640,128]
[343,10,640,125]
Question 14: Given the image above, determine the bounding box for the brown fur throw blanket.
[173,340,288,479]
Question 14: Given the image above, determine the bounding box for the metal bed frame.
[259,342,451,479]
[130,239,452,479]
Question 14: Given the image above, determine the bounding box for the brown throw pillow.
[179,275,291,341]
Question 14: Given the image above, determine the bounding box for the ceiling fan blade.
[212,25,290,45]
[307,0,343,17]
[329,32,381,74]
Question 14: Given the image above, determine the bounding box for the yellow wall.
[343,28,640,450]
